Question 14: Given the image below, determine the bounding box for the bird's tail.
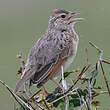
[14,77,25,93]
[14,68,34,93]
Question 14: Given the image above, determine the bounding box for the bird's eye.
[61,14,66,18]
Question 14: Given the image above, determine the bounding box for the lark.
[14,9,82,93]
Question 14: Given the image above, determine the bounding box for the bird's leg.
[42,85,50,97]
[51,79,63,90]
[51,66,68,92]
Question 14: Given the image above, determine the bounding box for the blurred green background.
[0,0,110,109]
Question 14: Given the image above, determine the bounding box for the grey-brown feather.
[28,29,73,87]
[14,9,79,93]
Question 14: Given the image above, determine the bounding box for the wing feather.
[14,31,71,93]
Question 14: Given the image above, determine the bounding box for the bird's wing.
[29,32,72,87]
[14,32,70,93]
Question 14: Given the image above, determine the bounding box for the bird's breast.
[53,35,79,79]
[63,36,79,71]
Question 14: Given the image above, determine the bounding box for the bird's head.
[48,9,83,31]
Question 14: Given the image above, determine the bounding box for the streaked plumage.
[14,9,81,93]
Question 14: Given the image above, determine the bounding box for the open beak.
[68,11,84,24]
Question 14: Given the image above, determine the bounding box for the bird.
[14,9,82,94]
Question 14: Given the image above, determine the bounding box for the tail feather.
[14,68,35,93]
[14,78,25,93]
